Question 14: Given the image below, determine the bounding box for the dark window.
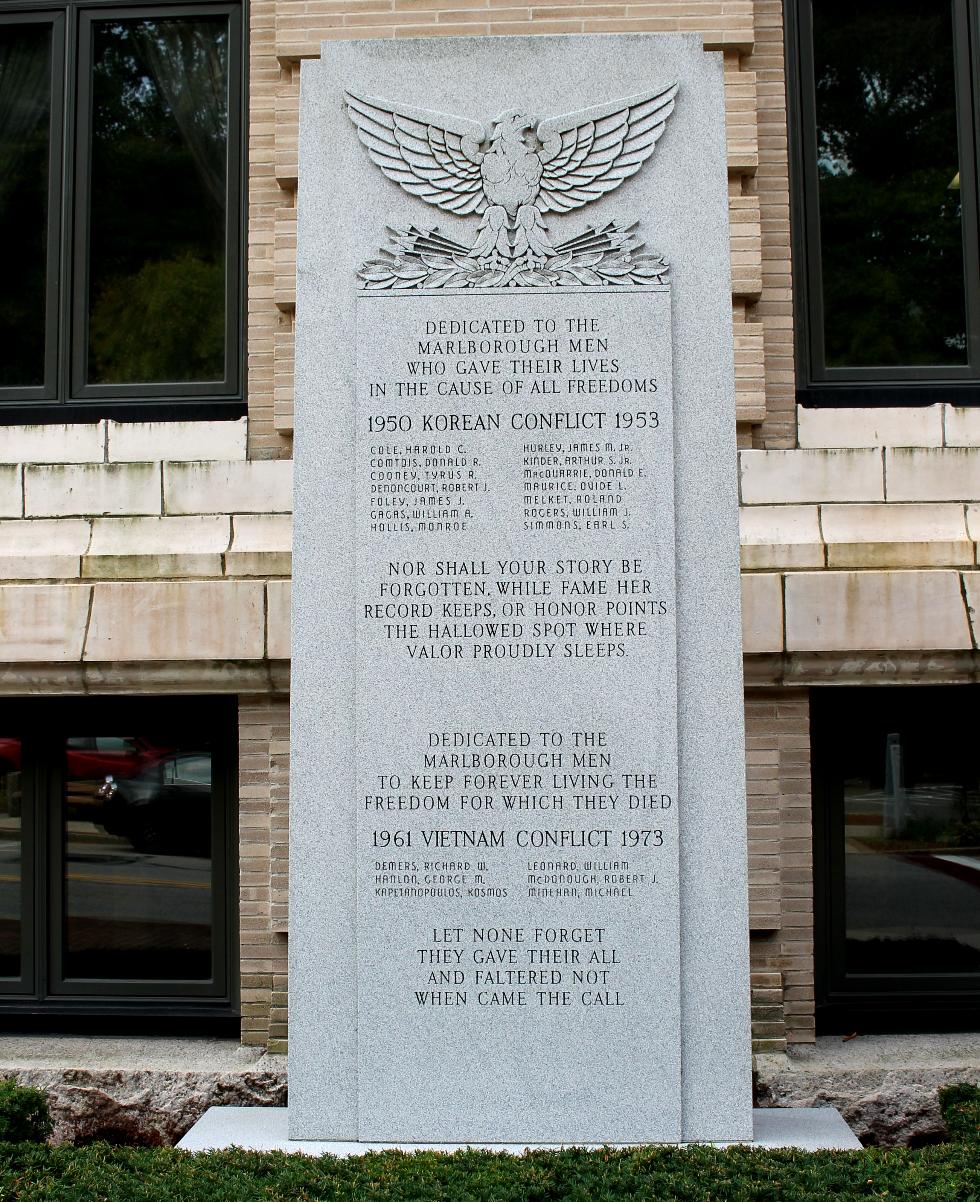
[0,697,238,1026]
[788,0,980,404]
[0,0,243,421]
[812,687,980,1032]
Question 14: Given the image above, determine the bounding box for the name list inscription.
[363,306,663,535]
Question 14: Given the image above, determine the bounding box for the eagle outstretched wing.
[344,90,490,216]
[535,83,678,214]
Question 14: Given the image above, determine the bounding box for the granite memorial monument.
[289,32,752,1145]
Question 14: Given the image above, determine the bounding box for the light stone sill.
[0,423,106,465]
[739,449,884,505]
[88,515,231,555]
[825,542,975,569]
[740,545,823,571]
[884,447,980,502]
[797,405,943,449]
[943,406,980,447]
[81,553,226,580]
[226,551,293,577]
[0,557,83,581]
[784,570,973,652]
[0,518,91,553]
[107,418,247,463]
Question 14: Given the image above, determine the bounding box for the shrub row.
[0,1139,978,1202]
[0,1082,974,1201]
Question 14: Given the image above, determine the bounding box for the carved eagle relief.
[344,84,678,289]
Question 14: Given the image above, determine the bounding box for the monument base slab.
[177,1106,861,1153]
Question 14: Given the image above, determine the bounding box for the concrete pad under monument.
[182,31,853,1153]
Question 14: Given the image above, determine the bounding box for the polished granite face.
[289,32,750,1144]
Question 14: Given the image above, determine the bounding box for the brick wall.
[746,688,814,1048]
[748,0,796,449]
[239,698,290,1051]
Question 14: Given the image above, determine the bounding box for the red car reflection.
[0,736,170,779]
[0,737,172,819]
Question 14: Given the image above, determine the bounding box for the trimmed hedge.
[0,1086,975,1201]
[939,1083,980,1144]
[0,1079,51,1144]
[0,1139,978,1202]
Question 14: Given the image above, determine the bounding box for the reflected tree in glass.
[812,1,967,368]
[843,726,980,977]
[0,746,21,979]
[86,17,229,385]
[0,24,52,388]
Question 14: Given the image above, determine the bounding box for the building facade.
[0,0,977,1142]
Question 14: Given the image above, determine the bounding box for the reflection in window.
[815,688,980,989]
[844,731,980,977]
[0,744,21,978]
[86,17,229,385]
[811,1,967,368]
[0,23,52,387]
[63,734,213,980]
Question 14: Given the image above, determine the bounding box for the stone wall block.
[740,505,822,570]
[25,463,161,518]
[0,583,91,660]
[821,503,973,568]
[83,516,231,579]
[756,1039,980,1146]
[4,1048,287,1145]
[784,570,972,651]
[798,406,943,449]
[740,449,884,504]
[0,467,22,518]
[741,572,783,652]
[227,515,292,577]
[944,405,980,446]
[965,505,980,554]
[107,419,248,463]
[0,423,106,464]
[0,518,90,579]
[961,573,980,648]
[885,448,980,502]
[85,580,266,660]
[163,461,293,515]
[266,580,291,659]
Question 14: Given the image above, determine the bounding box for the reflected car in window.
[98,751,212,856]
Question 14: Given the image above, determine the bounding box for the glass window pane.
[86,16,229,385]
[62,735,214,981]
[0,741,22,979]
[0,23,52,388]
[843,731,980,978]
[811,1,968,368]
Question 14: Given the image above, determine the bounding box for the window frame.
[811,686,980,1034]
[786,0,980,407]
[0,695,239,1024]
[0,0,245,423]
